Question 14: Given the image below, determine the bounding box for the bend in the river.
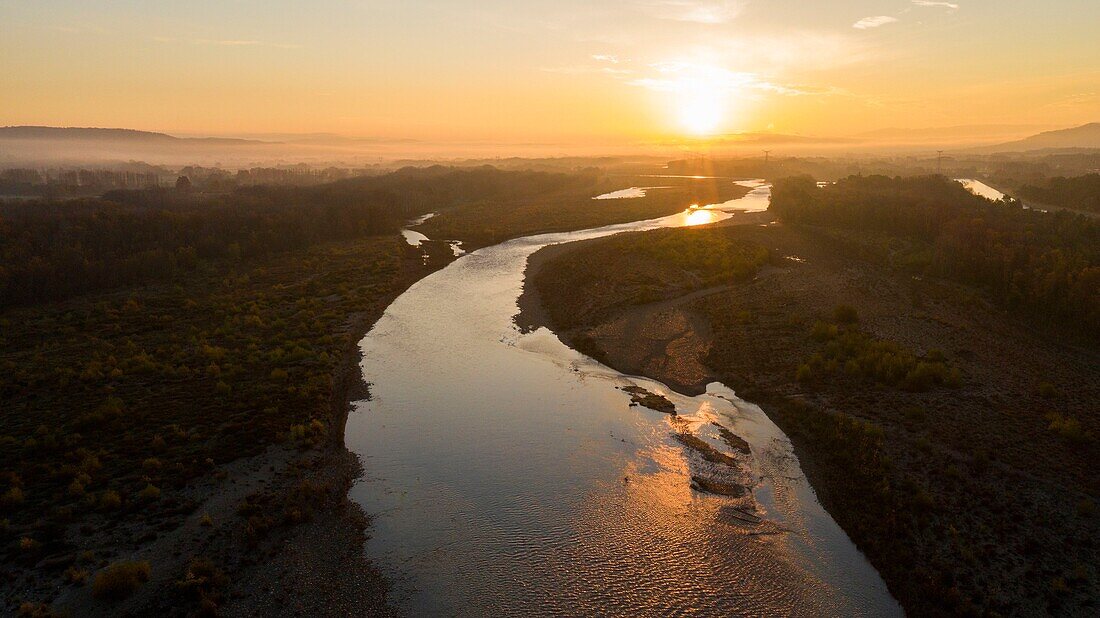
[345,181,903,616]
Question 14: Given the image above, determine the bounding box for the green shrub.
[811,320,838,341]
[796,364,813,382]
[1,486,25,508]
[1046,413,1093,443]
[92,560,151,600]
[100,490,122,510]
[833,304,859,324]
[138,483,161,501]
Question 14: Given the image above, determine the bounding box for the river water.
[345,180,902,617]
[956,178,1007,201]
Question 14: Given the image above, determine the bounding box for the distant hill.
[983,123,1100,152]
[0,126,288,165]
[858,124,1051,145]
[0,126,272,145]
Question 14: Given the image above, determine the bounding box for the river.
[345,180,902,617]
[955,178,1007,201]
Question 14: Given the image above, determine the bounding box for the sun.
[677,93,724,135]
[667,67,732,136]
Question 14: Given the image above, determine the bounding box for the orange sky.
[1,1,1097,144]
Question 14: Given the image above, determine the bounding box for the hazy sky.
[1,0,1097,143]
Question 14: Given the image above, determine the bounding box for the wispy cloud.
[626,61,835,99]
[852,16,898,30]
[591,54,621,64]
[637,1,748,25]
[912,1,959,9]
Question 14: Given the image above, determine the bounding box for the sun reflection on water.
[685,209,720,226]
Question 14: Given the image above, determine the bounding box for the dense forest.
[770,175,1100,338]
[1018,173,1100,214]
[0,166,591,307]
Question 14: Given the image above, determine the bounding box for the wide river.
[345,181,902,616]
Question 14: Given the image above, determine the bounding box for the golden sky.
[1,1,1097,144]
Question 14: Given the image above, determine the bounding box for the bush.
[833,304,860,324]
[2,486,25,508]
[1046,413,1093,443]
[138,483,161,501]
[796,364,813,382]
[177,557,228,613]
[92,560,151,600]
[64,565,89,584]
[100,490,122,510]
[811,320,838,341]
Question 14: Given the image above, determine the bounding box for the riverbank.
[520,220,1100,616]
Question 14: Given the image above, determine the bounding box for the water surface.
[347,182,901,616]
[956,178,1007,201]
[592,186,669,199]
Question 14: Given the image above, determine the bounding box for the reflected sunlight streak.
[685,209,721,226]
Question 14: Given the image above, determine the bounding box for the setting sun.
[648,63,739,136]
[677,92,725,135]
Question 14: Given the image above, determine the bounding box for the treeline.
[1018,173,1100,214]
[0,166,587,307]
[770,175,1100,337]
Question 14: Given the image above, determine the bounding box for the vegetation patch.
[798,316,961,391]
[92,560,151,601]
